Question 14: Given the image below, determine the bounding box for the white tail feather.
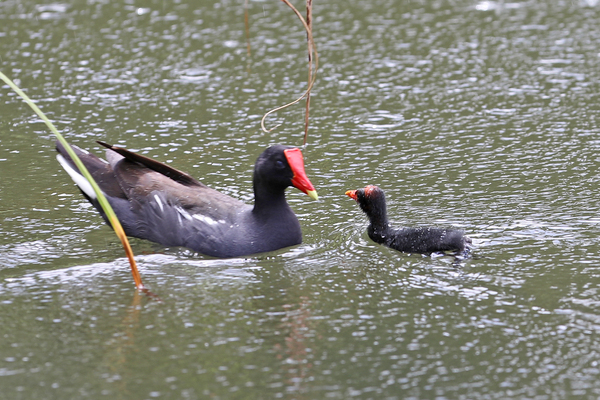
[56,154,98,200]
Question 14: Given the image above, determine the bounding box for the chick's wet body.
[349,185,471,254]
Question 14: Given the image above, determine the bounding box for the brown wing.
[97,141,206,188]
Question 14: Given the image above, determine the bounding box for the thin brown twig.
[304,0,313,145]
[261,0,319,135]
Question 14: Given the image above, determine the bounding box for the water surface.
[2,0,600,398]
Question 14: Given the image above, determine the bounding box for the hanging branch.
[261,0,319,143]
[304,0,313,145]
[0,71,147,291]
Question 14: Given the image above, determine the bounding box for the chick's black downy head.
[346,185,388,222]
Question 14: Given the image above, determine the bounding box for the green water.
[2,0,600,398]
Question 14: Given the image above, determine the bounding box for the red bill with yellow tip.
[284,148,318,200]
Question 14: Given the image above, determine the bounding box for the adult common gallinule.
[346,185,471,254]
[56,141,318,257]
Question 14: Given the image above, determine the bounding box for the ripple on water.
[3,0,600,398]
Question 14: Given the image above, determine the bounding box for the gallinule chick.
[346,185,471,254]
[56,141,318,257]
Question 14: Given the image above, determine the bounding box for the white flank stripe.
[153,194,164,212]
[56,154,98,200]
[175,206,193,221]
[192,214,224,226]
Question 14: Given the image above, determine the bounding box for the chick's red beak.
[284,148,318,200]
[345,190,358,201]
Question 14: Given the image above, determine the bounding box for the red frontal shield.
[284,148,317,200]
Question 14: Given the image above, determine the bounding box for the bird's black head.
[253,145,318,200]
[346,185,388,223]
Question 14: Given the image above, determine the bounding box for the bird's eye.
[275,160,285,169]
